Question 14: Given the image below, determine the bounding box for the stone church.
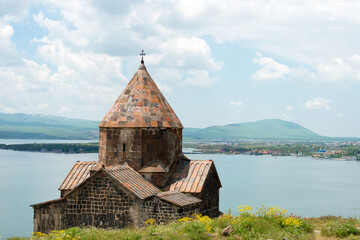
[31,57,222,233]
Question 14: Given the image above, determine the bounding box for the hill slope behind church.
[184,119,325,140]
[0,113,339,140]
[0,113,98,139]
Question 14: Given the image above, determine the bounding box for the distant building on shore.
[31,55,222,233]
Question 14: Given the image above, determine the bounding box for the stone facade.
[139,198,200,225]
[33,169,201,233]
[63,171,136,229]
[98,127,182,175]
[32,61,221,233]
[33,200,65,233]
[193,169,220,218]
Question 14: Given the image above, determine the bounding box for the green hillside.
[0,113,99,139]
[0,113,351,141]
[184,119,325,141]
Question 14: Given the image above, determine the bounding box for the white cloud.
[156,37,222,87]
[0,0,31,21]
[336,113,344,118]
[251,52,290,83]
[0,23,20,65]
[315,57,360,83]
[27,1,360,66]
[0,39,129,120]
[229,101,243,107]
[0,24,13,39]
[59,106,70,114]
[159,37,222,71]
[305,97,331,110]
[281,113,291,120]
[1,0,360,122]
[286,106,294,111]
[33,12,91,47]
[27,1,360,87]
[36,103,48,110]
[182,69,218,87]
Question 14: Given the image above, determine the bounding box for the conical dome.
[99,63,183,128]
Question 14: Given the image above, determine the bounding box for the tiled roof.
[99,63,183,128]
[107,165,161,199]
[31,198,65,207]
[164,159,222,194]
[59,161,97,191]
[138,161,167,173]
[157,190,202,207]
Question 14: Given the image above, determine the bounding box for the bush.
[28,205,360,240]
[183,221,210,240]
[322,218,360,238]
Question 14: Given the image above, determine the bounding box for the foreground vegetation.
[10,205,360,240]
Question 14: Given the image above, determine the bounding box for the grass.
[11,205,360,240]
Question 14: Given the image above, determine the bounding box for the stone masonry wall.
[98,127,182,172]
[196,169,220,218]
[98,128,142,169]
[33,200,65,233]
[33,171,141,233]
[140,128,182,171]
[139,197,200,226]
[60,190,71,198]
[64,171,138,229]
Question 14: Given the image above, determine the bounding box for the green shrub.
[322,218,360,238]
[183,221,210,240]
[26,205,360,240]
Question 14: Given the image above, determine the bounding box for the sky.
[0,0,360,137]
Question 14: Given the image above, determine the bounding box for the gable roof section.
[164,159,222,194]
[59,161,97,191]
[106,165,161,199]
[157,190,202,207]
[58,161,160,200]
[99,63,183,129]
[35,164,161,207]
[138,160,167,173]
[31,197,65,208]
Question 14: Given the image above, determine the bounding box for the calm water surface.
[1,150,360,238]
[0,139,98,144]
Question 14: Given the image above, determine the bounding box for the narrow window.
[123,144,126,152]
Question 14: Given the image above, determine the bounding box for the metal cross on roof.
[140,49,146,64]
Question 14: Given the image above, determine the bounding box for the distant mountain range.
[0,113,98,139]
[0,113,357,141]
[184,119,324,141]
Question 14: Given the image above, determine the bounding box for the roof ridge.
[156,190,178,196]
[189,160,213,162]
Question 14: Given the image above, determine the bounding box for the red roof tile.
[107,165,161,199]
[138,161,167,173]
[156,190,202,207]
[58,161,97,191]
[164,159,222,194]
[59,162,161,200]
[99,63,183,128]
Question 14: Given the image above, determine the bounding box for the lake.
[0,139,98,145]
[1,149,360,238]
